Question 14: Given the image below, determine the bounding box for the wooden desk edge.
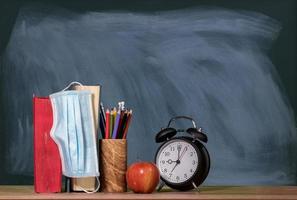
[0,186,297,200]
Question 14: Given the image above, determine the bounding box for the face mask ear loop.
[77,176,100,194]
[62,81,83,91]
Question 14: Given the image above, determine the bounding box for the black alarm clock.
[155,116,210,191]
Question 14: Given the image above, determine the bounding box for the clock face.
[156,139,199,184]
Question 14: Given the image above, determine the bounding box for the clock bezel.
[155,136,203,189]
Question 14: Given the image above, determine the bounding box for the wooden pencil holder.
[99,139,127,193]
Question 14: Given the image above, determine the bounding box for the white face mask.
[49,90,99,179]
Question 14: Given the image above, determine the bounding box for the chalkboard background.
[0,0,296,185]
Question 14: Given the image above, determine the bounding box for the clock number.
[190,169,193,173]
[164,168,167,173]
[192,160,196,165]
[161,160,165,164]
[176,176,180,181]
[190,152,194,157]
[169,173,173,177]
[165,152,170,156]
[184,174,187,178]
[170,147,175,151]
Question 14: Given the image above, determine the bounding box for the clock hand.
[166,159,177,164]
[179,147,187,161]
[170,158,181,172]
[171,162,178,173]
[177,145,182,160]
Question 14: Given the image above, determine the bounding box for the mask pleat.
[75,94,84,174]
[62,95,71,175]
[84,94,96,175]
[79,94,88,174]
[67,95,78,174]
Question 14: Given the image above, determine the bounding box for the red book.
[33,97,62,193]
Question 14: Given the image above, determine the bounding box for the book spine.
[33,97,61,193]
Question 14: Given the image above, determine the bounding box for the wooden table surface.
[0,186,297,200]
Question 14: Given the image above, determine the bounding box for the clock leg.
[192,182,200,192]
[157,181,165,191]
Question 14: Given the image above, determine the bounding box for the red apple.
[126,162,160,193]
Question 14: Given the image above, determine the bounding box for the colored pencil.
[116,110,125,137]
[117,110,128,139]
[99,103,106,139]
[109,108,115,138]
[99,112,105,139]
[112,110,121,139]
[123,110,132,139]
[105,109,110,139]
[100,102,106,122]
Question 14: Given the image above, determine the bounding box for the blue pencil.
[112,110,121,139]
